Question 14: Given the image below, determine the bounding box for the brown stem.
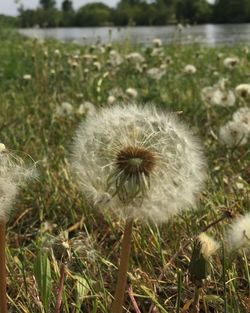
[0,222,7,313]
[128,285,141,313]
[55,262,66,313]
[111,218,133,313]
[191,286,201,313]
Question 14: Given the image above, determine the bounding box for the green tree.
[62,0,73,12]
[214,0,250,23]
[39,0,56,10]
[75,3,112,26]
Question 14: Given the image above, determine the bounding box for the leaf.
[73,274,91,313]
[33,252,52,312]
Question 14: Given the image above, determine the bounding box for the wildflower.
[197,233,220,259]
[70,104,206,222]
[54,49,61,57]
[23,74,32,80]
[223,57,239,70]
[152,38,162,47]
[0,145,36,221]
[235,84,250,100]
[56,102,73,117]
[227,213,250,251]
[147,67,166,80]
[219,120,249,147]
[184,64,197,74]
[126,88,138,98]
[77,101,96,116]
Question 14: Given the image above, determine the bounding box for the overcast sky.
[0,0,119,16]
[1,0,215,16]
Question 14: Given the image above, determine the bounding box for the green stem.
[111,218,133,313]
[0,222,7,313]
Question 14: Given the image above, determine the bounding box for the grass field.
[0,27,249,313]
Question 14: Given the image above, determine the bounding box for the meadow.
[0,27,249,313]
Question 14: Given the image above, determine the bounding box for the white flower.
[23,74,31,80]
[223,57,239,70]
[152,38,162,47]
[77,101,96,116]
[227,213,250,251]
[54,49,61,57]
[126,88,138,98]
[126,52,145,64]
[70,104,206,223]
[56,102,73,117]
[184,64,197,74]
[0,146,36,221]
[235,84,250,100]
[219,120,249,146]
[147,67,166,80]
[232,107,250,131]
[197,233,220,259]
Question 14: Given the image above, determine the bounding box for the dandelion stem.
[111,218,133,313]
[191,286,201,313]
[55,262,66,313]
[0,222,7,313]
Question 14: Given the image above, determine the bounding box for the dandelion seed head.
[227,213,250,251]
[71,104,206,223]
[219,120,249,146]
[0,146,36,221]
[184,64,197,74]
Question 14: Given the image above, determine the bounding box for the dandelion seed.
[227,213,250,251]
[71,104,206,222]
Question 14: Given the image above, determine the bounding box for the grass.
[0,27,249,313]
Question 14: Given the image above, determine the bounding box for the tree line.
[10,0,250,27]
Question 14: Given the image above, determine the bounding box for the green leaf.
[33,252,52,312]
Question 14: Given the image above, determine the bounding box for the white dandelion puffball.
[235,84,250,100]
[71,104,206,223]
[184,64,197,74]
[227,213,250,251]
[219,120,249,147]
[0,145,36,221]
[223,57,239,70]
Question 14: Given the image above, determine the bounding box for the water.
[18,24,250,46]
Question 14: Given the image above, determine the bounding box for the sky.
[1,0,215,16]
[0,0,119,16]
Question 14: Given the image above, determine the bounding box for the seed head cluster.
[71,104,206,222]
[0,144,36,221]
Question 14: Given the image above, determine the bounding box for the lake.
[19,24,250,46]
